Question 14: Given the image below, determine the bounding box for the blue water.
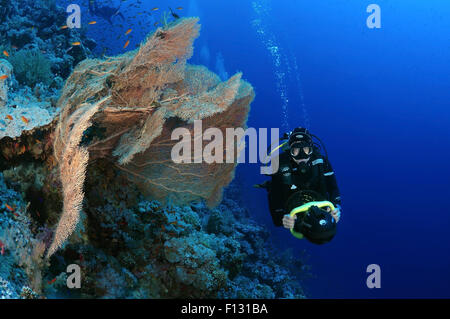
[76,0,450,298]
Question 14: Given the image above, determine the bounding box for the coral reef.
[0,59,13,108]
[0,172,47,298]
[0,0,95,83]
[0,94,55,139]
[0,4,308,299]
[0,150,308,299]
[8,48,52,87]
[40,164,308,298]
[0,0,96,140]
[48,17,254,256]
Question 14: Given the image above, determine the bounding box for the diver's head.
[294,206,337,244]
[288,127,313,161]
[290,146,312,159]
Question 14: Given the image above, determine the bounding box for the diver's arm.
[282,214,296,230]
[322,159,342,222]
[268,174,286,227]
[323,159,341,206]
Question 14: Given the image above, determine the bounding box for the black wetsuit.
[266,150,341,226]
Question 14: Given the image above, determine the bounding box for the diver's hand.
[330,205,342,223]
[282,214,296,230]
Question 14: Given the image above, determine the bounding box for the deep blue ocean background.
[71,0,450,298]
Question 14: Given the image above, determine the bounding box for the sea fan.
[47,18,254,257]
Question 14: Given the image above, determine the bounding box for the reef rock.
[0,86,56,140]
[0,59,12,108]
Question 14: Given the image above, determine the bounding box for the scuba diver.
[255,127,342,244]
[88,0,125,25]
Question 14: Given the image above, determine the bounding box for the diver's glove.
[331,204,342,223]
[282,214,296,230]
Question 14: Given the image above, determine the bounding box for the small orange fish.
[5,203,14,212]
[71,42,81,46]
[176,7,183,10]
[123,40,130,49]
[125,28,132,35]
[21,116,29,124]
[0,74,8,80]
[60,25,69,29]
[5,115,13,120]
[152,7,159,11]
[3,50,9,57]
[47,278,57,285]
[88,21,97,25]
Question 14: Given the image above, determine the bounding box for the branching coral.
[8,49,52,87]
[47,17,254,257]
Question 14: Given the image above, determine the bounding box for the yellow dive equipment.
[289,201,335,239]
[268,141,288,156]
[261,141,288,169]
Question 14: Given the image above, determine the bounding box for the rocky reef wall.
[0,5,309,299]
[47,17,254,257]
